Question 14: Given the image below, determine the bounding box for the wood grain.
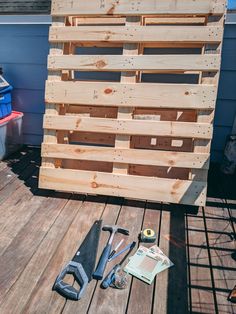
[62,197,122,314]
[45,81,217,109]
[87,200,145,314]
[0,192,69,303]
[42,143,210,169]
[49,25,223,44]
[0,195,84,314]
[39,167,207,206]
[51,0,226,16]
[43,115,213,139]
[23,196,106,314]
[48,54,220,72]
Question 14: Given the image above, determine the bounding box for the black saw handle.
[52,261,88,301]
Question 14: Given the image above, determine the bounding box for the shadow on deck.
[0,146,235,314]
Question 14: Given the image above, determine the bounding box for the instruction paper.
[124,245,174,284]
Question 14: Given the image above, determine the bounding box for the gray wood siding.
[0,1,51,14]
[0,22,235,162]
[212,24,236,161]
[0,25,48,145]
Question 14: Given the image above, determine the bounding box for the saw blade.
[72,220,102,281]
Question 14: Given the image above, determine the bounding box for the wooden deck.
[0,146,235,314]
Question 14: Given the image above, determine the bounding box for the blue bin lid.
[0,75,12,93]
[0,85,13,94]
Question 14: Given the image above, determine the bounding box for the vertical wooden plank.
[87,200,145,314]
[186,207,216,313]
[192,11,226,181]
[204,199,236,314]
[62,197,122,314]
[0,195,84,313]
[112,16,140,174]
[22,196,107,314]
[0,192,70,303]
[153,205,188,313]
[127,202,161,314]
[42,16,65,169]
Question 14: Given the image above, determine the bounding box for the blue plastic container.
[0,85,13,119]
[0,73,13,119]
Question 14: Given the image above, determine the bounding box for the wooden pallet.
[39,0,226,206]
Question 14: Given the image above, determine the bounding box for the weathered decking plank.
[187,208,216,313]
[23,196,107,314]
[62,197,122,314]
[204,199,236,314]
[0,192,70,303]
[0,195,84,314]
[127,203,161,314]
[153,206,188,313]
[0,148,235,313]
[87,200,145,314]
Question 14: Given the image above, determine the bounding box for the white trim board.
[0,15,52,25]
[0,13,235,25]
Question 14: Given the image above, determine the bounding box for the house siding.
[0,21,235,161]
[0,24,48,145]
[0,1,51,14]
[212,24,236,161]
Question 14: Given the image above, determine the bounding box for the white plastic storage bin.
[0,111,24,160]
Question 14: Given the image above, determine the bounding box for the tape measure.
[140,228,157,243]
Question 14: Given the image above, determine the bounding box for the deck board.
[0,195,83,313]
[204,198,236,314]
[127,203,161,314]
[0,147,235,314]
[187,208,216,313]
[23,195,106,314]
[87,200,145,314]
[63,197,121,314]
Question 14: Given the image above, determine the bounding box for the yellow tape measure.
[140,228,157,243]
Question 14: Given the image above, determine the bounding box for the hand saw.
[52,220,102,301]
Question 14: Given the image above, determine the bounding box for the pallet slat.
[145,17,206,25]
[48,54,220,72]
[39,167,207,206]
[42,143,210,169]
[49,26,223,44]
[43,115,213,139]
[51,0,226,16]
[46,81,217,109]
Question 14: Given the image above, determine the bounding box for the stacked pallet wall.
[40,0,226,206]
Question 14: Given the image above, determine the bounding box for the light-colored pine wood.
[39,167,207,206]
[48,54,220,72]
[49,25,223,44]
[74,17,126,25]
[40,1,226,207]
[192,14,225,181]
[45,81,217,109]
[43,115,213,139]
[42,16,65,169]
[145,16,206,25]
[113,16,140,174]
[42,143,210,169]
[51,0,226,16]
